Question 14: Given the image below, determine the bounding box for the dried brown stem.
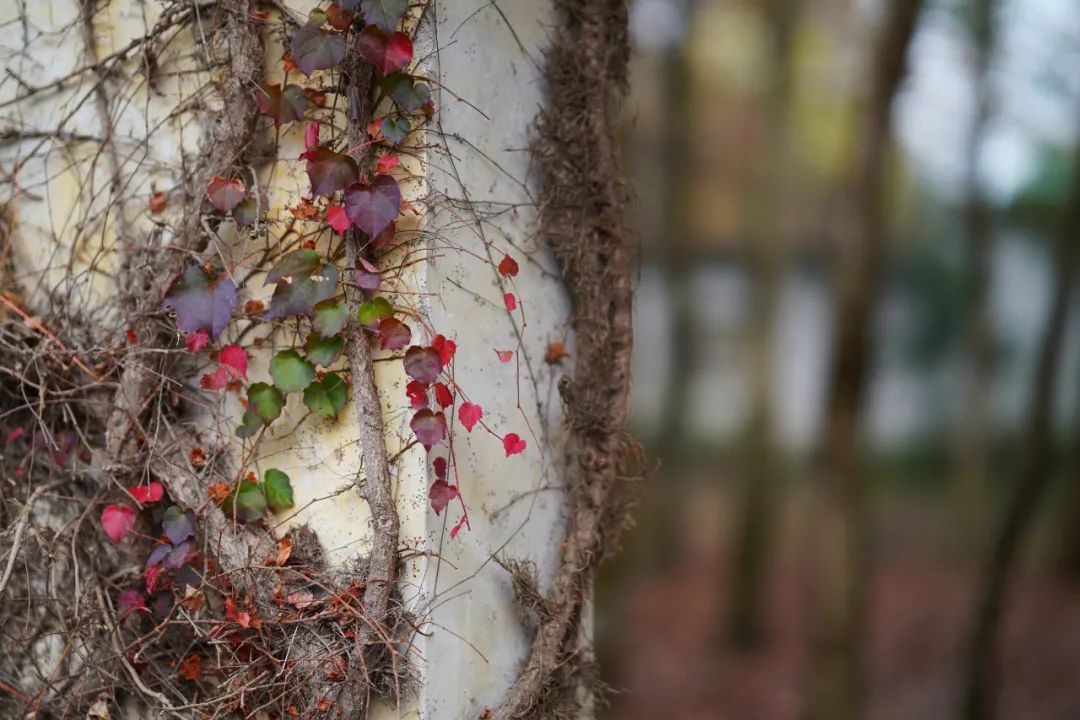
[494,0,636,717]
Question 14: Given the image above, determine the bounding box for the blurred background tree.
[600,0,1080,718]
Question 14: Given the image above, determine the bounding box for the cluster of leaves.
[153,0,530,582]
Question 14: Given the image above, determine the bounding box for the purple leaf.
[264,251,339,319]
[303,147,358,196]
[344,175,401,237]
[403,345,441,385]
[410,409,447,451]
[162,265,237,339]
[162,506,195,545]
[290,25,346,77]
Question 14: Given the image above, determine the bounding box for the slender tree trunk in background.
[651,0,695,567]
[954,0,998,550]
[1058,414,1080,578]
[728,0,802,650]
[805,1,924,718]
[962,143,1080,720]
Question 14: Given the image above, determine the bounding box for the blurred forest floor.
[599,473,1080,720]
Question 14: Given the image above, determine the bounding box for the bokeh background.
[596,0,1080,718]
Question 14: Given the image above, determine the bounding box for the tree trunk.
[728,0,802,650]
[961,139,1080,720]
[954,0,998,549]
[805,1,924,718]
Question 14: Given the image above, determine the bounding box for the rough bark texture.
[494,1,638,717]
[807,2,924,718]
[962,143,1080,720]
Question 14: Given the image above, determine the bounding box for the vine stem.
[339,37,403,672]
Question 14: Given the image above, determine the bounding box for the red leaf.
[403,346,441,385]
[498,254,519,277]
[503,293,516,311]
[286,590,315,609]
[304,121,320,150]
[326,2,352,31]
[405,380,429,409]
[200,367,228,390]
[117,589,146,621]
[357,27,413,75]
[4,427,25,445]
[433,456,447,479]
[431,335,456,367]
[502,433,526,457]
[411,409,447,451]
[327,204,351,233]
[130,481,163,504]
[433,382,453,408]
[101,505,136,543]
[428,479,458,516]
[377,317,412,350]
[149,191,167,214]
[458,402,482,432]
[178,654,203,681]
[206,177,246,213]
[376,154,399,175]
[495,349,513,363]
[450,516,468,539]
[219,344,248,381]
[185,330,209,353]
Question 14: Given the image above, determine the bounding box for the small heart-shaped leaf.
[357,27,413,75]
[304,333,345,367]
[403,346,441,385]
[303,147,359,196]
[206,177,246,213]
[303,372,349,418]
[312,299,348,336]
[377,317,411,349]
[162,265,237,339]
[101,505,136,543]
[247,383,284,425]
[381,115,411,145]
[270,350,317,392]
[162,505,196,544]
[343,175,401,236]
[264,469,295,512]
[360,0,407,32]
[358,297,394,326]
[410,409,447,450]
[428,479,459,516]
[290,25,346,76]
[383,73,431,112]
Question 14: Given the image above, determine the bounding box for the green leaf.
[312,299,348,336]
[270,350,316,393]
[264,250,339,319]
[358,297,393,326]
[383,73,431,112]
[235,408,262,438]
[224,481,267,522]
[381,115,411,145]
[304,333,345,367]
[264,469,295,512]
[247,383,284,424]
[303,372,348,418]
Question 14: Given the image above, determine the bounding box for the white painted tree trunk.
[1,1,573,717]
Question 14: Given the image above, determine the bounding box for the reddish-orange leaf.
[149,191,167,214]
